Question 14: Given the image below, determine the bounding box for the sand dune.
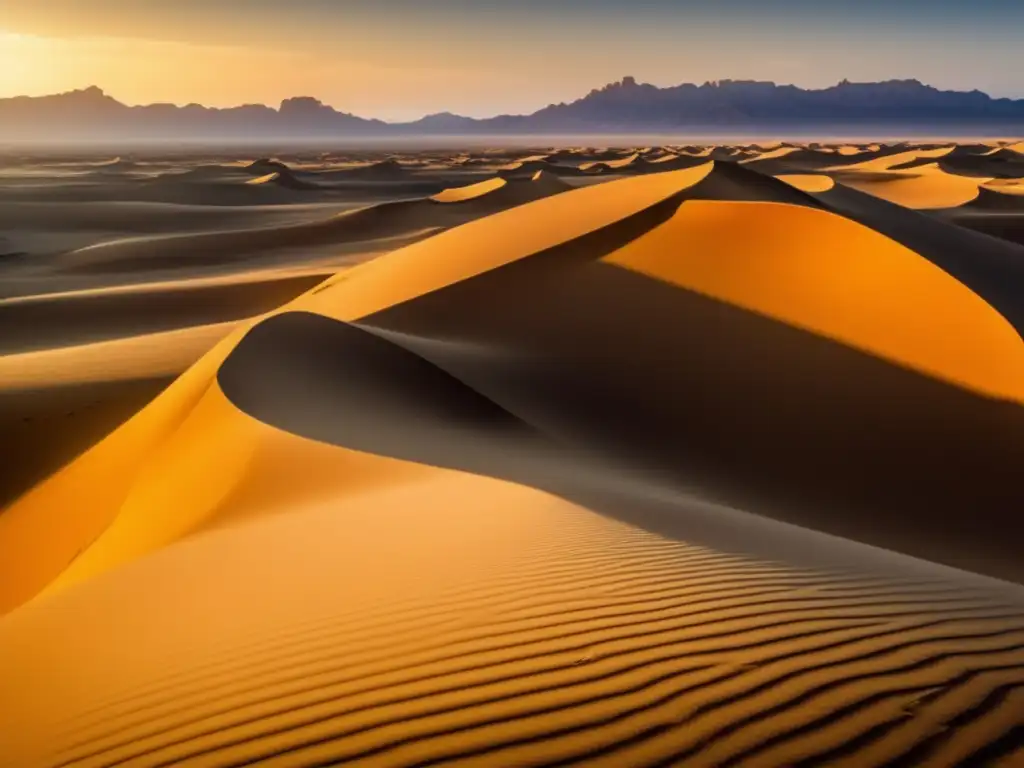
[739,146,803,164]
[824,147,955,173]
[579,153,644,173]
[965,185,1024,210]
[3,468,1023,766]
[29,174,571,279]
[939,153,1024,179]
[496,158,586,178]
[5,159,1023,595]
[245,170,317,190]
[0,271,329,355]
[52,210,435,275]
[828,164,984,209]
[337,158,411,180]
[431,172,570,205]
[2,143,1024,767]
[775,174,836,192]
[811,181,1024,336]
[0,321,238,507]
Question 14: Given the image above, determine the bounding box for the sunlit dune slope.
[602,200,1024,401]
[775,174,835,192]
[431,176,508,202]
[3,160,1024,616]
[3,462,1024,767]
[824,146,955,173]
[810,180,1024,336]
[0,321,242,510]
[0,165,717,612]
[430,172,570,205]
[830,163,984,209]
[2,156,1024,768]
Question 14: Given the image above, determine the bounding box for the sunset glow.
[3,0,1024,120]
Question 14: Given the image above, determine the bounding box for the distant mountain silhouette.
[4,79,1024,142]
[0,87,385,142]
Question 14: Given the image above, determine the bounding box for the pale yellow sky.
[0,31,557,121]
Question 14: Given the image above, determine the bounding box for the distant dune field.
[1,141,1023,767]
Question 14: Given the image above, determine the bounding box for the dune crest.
[431,177,508,203]
[605,200,1024,402]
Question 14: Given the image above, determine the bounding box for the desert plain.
[1,140,1024,766]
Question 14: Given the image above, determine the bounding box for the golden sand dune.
[604,200,1023,402]
[0,320,238,391]
[824,147,955,173]
[6,160,1023,603]
[579,153,643,173]
[431,172,570,205]
[938,152,1024,180]
[432,176,509,202]
[0,271,329,355]
[737,146,915,176]
[3,469,1024,767]
[775,174,836,192]
[811,180,1024,337]
[2,148,1024,766]
[645,153,711,171]
[965,185,1024,210]
[496,159,585,178]
[51,175,570,276]
[829,163,984,209]
[0,321,239,507]
[739,145,803,164]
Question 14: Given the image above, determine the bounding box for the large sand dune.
[1,142,1023,766]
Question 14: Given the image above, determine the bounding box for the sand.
[1,142,1023,767]
[828,164,985,209]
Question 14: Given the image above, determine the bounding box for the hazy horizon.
[3,0,1024,121]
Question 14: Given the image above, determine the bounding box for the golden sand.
[2,145,1023,768]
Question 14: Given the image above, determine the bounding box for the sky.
[2,0,1024,121]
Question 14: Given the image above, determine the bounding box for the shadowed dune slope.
[2,160,1024,767]
[964,185,1024,211]
[4,162,1024,602]
[0,272,328,354]
[824,147,955,173]
[431,172,570,206]
[54,173,573,276]
[0,165,719,613]
[0,320,239,507]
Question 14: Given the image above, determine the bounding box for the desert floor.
[1,141,1023,767]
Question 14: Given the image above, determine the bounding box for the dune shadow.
[0,376,173,508]
[218,244,1024,587]
[0,273,328,355]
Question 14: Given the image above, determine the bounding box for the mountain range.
[4,78,1024,142]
